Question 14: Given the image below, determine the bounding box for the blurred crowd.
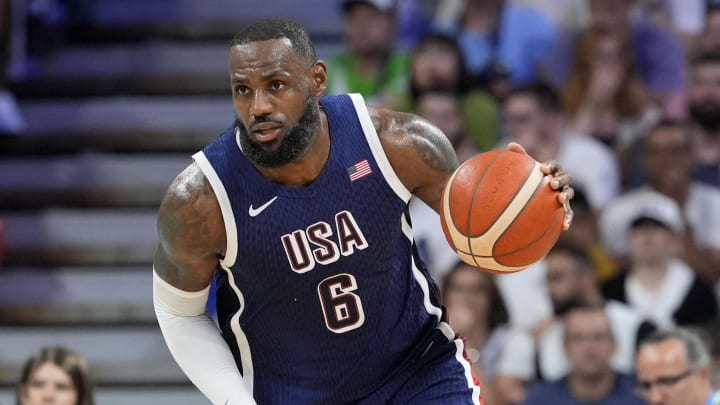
[1,0,719,403]
[327,0,720,403]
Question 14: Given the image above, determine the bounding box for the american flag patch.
[347,159,372,182]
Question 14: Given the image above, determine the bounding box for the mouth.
[252,124,282,143]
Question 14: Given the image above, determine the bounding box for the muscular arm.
[155,162,224,290]
[369,106,459,212]
[153,163,255,405]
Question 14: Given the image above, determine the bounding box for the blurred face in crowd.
[636,338,710,405]
[344,4,395,56]
[642,126,693,192]
[20,362,78,405]
[546,250,585,310]
[590,0,628,31]
[415,92,465,145]
[628,220,678,267]
[564,309,615,378]
[444,264,493,332]
[504,94,560,163]
[698,10,720,52]
[412,41,462,90]
[688,60,720,134]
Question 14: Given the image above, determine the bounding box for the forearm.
[153,270,256,405]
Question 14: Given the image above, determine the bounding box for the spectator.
[696,0,720,53]
[504,243,652,384]
[601,121,720,284]
[561,27,660,162]
[435,0,556,99]
[630,0,706,51]
[522,304,644,405]
[688,50,720,187]
[16,346,95,405]
[326,0,409,109]
[556,188,618,282]
[408,88,481,281]
[414,89,479,162]
[504,81,620,210]
[545,0,686,118]
[635,328,719,405]
[601,190,718,328]
[442,262,536,405]
[405,33,500,150]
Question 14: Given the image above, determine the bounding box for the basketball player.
[153,18,573,404]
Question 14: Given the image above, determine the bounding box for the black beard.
[689,101,720,134]
[236,97,320,168]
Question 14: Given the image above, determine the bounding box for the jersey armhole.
[192,151,239,268]
[348,93,413,203]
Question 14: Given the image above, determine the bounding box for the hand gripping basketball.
[439,144,572,273]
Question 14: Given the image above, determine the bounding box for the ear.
[310,60,328,97]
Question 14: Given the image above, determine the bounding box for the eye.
[270,81,285,91]
[235,85,250,96]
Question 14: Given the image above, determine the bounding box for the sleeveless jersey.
[193,94,445,404]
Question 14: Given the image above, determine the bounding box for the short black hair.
[230,18,317,65]
[548,241,594,273]
[506,81,562,113]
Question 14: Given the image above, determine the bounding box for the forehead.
[638,339,688,368]
[565,310,610,331]
[229,38,302,74]
[648,126,686,144]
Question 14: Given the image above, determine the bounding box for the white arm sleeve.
[153,270,256,405]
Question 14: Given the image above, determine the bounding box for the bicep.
[154,163,226,292]
[375,109,459,212]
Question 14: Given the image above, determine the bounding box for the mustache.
[247,115,284,131]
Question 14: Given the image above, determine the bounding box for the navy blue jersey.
[193,94,474,404]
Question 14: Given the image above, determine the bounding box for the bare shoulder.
[367,105,458,210]
[155,162,225,288]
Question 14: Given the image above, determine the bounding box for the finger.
[563,205,574,231]
[507,142,529,156]
[541,160,559,175]
[550,172,572,190]
[557,186,575,204]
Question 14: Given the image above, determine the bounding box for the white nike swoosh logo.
[248,196,278,217]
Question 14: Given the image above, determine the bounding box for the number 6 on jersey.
[317,273,365,333]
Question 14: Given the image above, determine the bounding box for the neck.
[258,111,330,186]
[631,261,670,290]
[567,369,616,401]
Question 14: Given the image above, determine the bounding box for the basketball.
[440,150,565,274]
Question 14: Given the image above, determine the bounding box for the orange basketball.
[440,150,565,274]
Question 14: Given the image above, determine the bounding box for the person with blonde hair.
[16,346,95,405]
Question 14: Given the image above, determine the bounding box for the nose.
[645,386,665,405]
[250,89,273,118]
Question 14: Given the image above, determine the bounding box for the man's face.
[415,93,465,144]
[636,339,708,405]
[344,4,394,56]
[642,127,693,191]
[628,222,677,266]
[504,94,559,163]
[688,61,720,133]
[229,38,322,167]
[545,250,583,311]
[412,42,462,90]
[564,309,615,378]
